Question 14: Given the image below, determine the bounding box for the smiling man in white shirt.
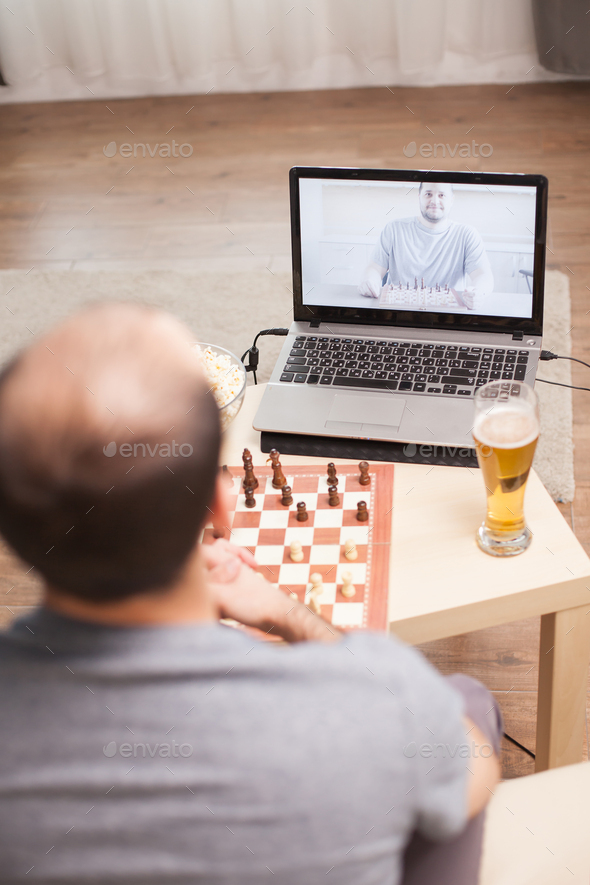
[358,182,494,310]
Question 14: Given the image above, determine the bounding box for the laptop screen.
[291,168,547,336]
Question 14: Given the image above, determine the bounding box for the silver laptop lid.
[290,167,547,340]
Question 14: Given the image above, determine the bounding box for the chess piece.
[244,487,256,509]
[267,448,286,489]
[296,501,308,522]
[341,570,355,598]
[221,465,234,488]
[243,457,259,491]
[328,485,340,507]
[280,485,293,506]
[421,277,425,289]
[358,461,371,486]
[344,539,358,561]
[308,573,323,614]
[356,501,369,522]
[327,462,338,487]
[414,276,418,289]
[242,448,251,467]
[290,540,304,562]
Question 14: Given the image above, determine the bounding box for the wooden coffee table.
[224,384,590,772]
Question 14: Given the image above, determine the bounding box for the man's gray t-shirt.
[0,609,468,884]
[372,217,486,290]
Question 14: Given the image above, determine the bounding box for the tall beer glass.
[473,381,540,557]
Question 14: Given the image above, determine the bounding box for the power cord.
[503,731,535,760]
[537,350,590,392]
[241,328,289,385]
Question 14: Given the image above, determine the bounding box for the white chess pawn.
[341,570,355,598]
[308,572,323,614]
[290,540,304,563]
[344,539,358,561]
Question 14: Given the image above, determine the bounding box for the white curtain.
[0,0,572,104]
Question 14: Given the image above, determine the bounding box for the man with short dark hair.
[0,304,501,884]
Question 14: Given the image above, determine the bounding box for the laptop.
[253,167,548,448]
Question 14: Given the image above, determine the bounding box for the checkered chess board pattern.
[203,463,394,631]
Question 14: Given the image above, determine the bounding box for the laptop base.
[260,432,478,469]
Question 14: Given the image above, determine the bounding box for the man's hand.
[202,539,341,644]
[358,278,381,298]
[358,263,386,299]
[451,287,479,310]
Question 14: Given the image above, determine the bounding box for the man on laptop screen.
[358,182,494,311]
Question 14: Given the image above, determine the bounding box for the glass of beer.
[473,381,540,556]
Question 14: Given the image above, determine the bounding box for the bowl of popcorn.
[192,343,247,432]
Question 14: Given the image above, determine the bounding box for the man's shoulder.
[447,220,483,242]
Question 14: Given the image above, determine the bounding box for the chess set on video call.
[202,450,394,631]
[380,276,463,309]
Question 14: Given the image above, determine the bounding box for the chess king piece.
[327,462,338,487]
[308,573,323,614]
[280,485,293,506]
[267,448,286,489]
[356,501,369,522]
[344,539,358,561]
[328,485,340,507]
[296,501,308,522]
[340,570,355,598]
[289,540,304,562]
[358,461,371,486]
[243,457,259,491]
[244,487,256,509]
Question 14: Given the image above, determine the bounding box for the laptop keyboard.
[280,336,530,397]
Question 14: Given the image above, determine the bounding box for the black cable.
[241,328,289,385]
[537,350,590,391]
[536,378,590,393]
[540,350,590,371]
[503,731,535,760]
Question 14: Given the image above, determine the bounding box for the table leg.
[535,604,590,771]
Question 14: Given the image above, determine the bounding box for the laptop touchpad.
[325,394,405,429]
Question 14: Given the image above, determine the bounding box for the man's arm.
[358,262,387,298]
[202,540,342,644]
[464,717,500,818]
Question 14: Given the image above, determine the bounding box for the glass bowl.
[192,342,247,432]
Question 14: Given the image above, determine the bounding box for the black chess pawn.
[327,462,338,487]
[280,485,293,506]
[356,500,369,522]
[328,485,340,507]
[358,461,371,486]
[244,486,256,509]
[243,457,259,491]
[296,501,308,522]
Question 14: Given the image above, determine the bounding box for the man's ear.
[209,472,231,538]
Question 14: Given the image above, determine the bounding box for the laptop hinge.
[512,331,524,341]
[309,319,321,329]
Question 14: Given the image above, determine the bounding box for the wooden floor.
[1,82,590,777]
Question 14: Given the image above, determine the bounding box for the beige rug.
[0,268,574,502]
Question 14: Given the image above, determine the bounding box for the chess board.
[202,463,394,631]
[380,284,464,310]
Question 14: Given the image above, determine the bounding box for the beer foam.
[474,407,539,449]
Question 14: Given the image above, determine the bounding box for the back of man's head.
[0,304,220,602]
